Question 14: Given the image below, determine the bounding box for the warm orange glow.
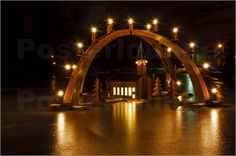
[91,27,97,33]
[108,18,113,25]
[153,19,158,25]
[203,63,210,69]
[173,27,178,33]
[167,47,172,52]
[189,42,195,48]
[121,87,124,95]
[77,42,83,48]
[72,64,77,69]
[211,109,218,124]
[128,87,132,96]
[211,88,218,94]
[65,64,71,70]
[57,90,64,97]
[125,87,128,96]
[113,87,116,95]
[117,87,120,95]
[128,18,134,24]
[217,43,223,48]
[135,59,148,65]
[146,24,151,30]
[177,95,183,102]
[51,55,54,58]
[53,62,56,65]
[132,94,136,99]
[132,87,135,92]
[176,81,182,86]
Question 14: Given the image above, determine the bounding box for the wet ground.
[1,89,235,155]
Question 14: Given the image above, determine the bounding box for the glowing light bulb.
[217,43,223,48]
[203,63,210,69]
[57,90,64,97]
[77,42,83,48]
[146,24,151,30]
[189,42,195,48]
[65,64,71,70]
[108,18,113,24]
[173,27,178,33]
[72,64,77,69]
[176,81,182,86]
[167,47,172,52]
[128,18,134,24]
[91,27,97,33]
[153,19,158,25]
[211,88,218,94]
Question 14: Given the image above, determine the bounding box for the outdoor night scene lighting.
[65,64,71,70]
[2,1,235,155]
[72,64,77,69]
[203,63,210,69]
[189,42,195,48]
[146,24,151,30]
[172,27,178,40]
[91,27,97,33]
[167,47,172,52]
[57,90,64,97]
[211,87,218,94]
[108,18,113,25]
[152,19,158,32]
[217,43,223,48]
[176,80,182,86]
[77,42,83,48]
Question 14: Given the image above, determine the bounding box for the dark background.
[2,1,235,88]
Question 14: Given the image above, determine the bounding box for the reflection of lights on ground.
[200,109,221,155]
[177,95,183,102]
[112,102,137,151]
[57,113,65,145]
[211,109,218,125]
[54,112,78,155]
[176,106,183,130]
[176,106,183,110]
[58,113,65,128]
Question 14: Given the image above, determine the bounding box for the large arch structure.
[63,29,210,104]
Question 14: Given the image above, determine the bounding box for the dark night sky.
[2,1,235,88]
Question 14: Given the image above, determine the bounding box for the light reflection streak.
[53,112,77,155]
[175,106,183,143]
[200,109,221,155]
[57,113,65,145]
[176,106,183,128]
[112,102,137,152]
[211,109,218,125]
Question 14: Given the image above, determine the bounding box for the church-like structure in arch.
[107,41,152,99]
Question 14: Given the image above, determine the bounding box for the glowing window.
[128,87,132,96]
[132,94,136,99]
[117,87,120,95]
[132,87,136,92]
[121,87,124,95]
[125,87,128,96]
[113,87,116,95]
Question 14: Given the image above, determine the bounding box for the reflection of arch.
[63,29,210,104]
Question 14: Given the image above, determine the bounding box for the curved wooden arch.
[63,29,210,104]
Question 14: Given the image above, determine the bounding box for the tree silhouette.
[152,76,162,96]
[91,78,100,102]
[168,79,177,99]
